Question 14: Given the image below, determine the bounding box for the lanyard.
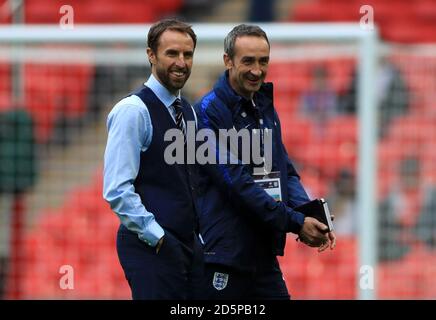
[251,99,265,159]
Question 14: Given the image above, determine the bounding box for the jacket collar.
[213,70,274,115]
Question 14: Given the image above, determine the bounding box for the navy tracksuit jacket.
[194,71,311,272]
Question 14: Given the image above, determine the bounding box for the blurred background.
[0,0,435,299]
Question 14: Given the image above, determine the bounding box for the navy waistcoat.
[130,85,198,245]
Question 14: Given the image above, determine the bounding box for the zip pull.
[251,99,263,125]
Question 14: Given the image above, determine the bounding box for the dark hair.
[147,18,197,54]
[224,24,270,59]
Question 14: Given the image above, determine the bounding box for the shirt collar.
[145,74,180,109]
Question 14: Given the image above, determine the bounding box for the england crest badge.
[212,272,229,290]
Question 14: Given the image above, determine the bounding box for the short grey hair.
[224,24,270,59]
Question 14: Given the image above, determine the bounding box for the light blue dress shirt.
[103,74,196,247]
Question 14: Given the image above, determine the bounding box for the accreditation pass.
[253,171,282,202]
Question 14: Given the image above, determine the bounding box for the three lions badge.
[212,272,229,290]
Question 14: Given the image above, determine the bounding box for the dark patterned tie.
[172,98,186,138]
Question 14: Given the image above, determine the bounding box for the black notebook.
[293,198,334,232]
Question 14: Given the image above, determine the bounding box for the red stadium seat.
[274,93,299,118]
[82,0,156,23]
[291,4,329,22]
[23,0,183,24]
[419,142,436,185]
[280,115,317,150]
[298,168,329,198]
[297,139,357,179]
[386,115,436,146]
[17,167,127,299]
[324,58,355,93]
[323,4,360,22]
[155,0,183,14]
[116,2,156,23]
[24,0,57,23]
[0,0,12,24]
[324,115,358,144]
[24,62,94,142]
[380,23,421,44]
[378,247,436,299]
[414,0,436,23]
[0,63,11,111]
[290,0,436,43]
[268,62,312,95]
[279,235,357,299]
[377,140,419,169]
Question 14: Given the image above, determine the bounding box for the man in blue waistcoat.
[103,19,202,300]
[194,24,337,299]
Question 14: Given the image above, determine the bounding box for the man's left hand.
[317,231,336,252]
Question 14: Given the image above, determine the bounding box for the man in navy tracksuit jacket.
[194,24,336,299]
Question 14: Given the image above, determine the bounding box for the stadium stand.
[290,0,436,43]
[18,172,130,299]
[277,0,436,298]
[24,0,183,24]
[279,235,357,299]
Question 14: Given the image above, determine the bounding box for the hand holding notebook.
[294,198,334,233]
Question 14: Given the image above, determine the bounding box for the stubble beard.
[156,66,190,94]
